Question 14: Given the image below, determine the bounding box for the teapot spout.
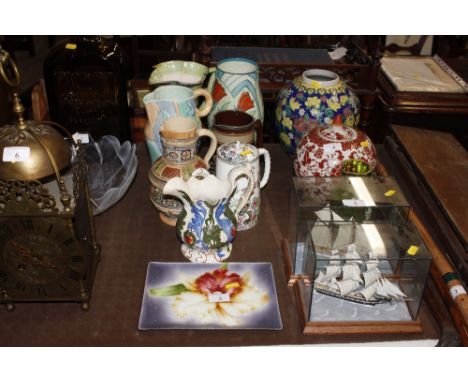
[163,177,193,211]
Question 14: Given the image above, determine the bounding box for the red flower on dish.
[237,91,255,111]
[195,268,242,297]
[212,80,226,102]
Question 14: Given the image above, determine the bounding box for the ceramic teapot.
[143,85,213,163]
[163,167,254,263]
[216,142,271,230]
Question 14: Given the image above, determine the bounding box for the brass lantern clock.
[0,48,100,311]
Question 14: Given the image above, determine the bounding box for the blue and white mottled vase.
[207,58,264,129]
[163,168,254,263]
[275,69,360,157]
[143,85,213,163]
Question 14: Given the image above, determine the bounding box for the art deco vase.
[207,58,264,129]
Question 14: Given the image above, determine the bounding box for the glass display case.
[293,216,432,335]
[284,176,411,283]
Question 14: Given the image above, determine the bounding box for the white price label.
[3,146,30,162]
[323,143,342,155]
[449,285,467,300]
[208,292,230,303]
[342,199,374,207]
[72,132,90,144]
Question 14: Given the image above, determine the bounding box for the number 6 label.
[3,147,30,162]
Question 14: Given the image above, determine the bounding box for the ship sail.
[363,268,381,287]
[336,279,361,295]
[342,263,361,282]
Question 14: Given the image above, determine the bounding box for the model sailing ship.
[314,244,408,306]
[312,210,408,306]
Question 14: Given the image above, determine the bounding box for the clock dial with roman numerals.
[0,217,86,300]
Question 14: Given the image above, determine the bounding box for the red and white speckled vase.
[294,116,377,177]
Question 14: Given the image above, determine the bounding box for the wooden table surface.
[0,144,442,346]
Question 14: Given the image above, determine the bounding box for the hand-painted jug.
[207,58,263,129]
[216,142,271,230]
[149,117,217,226]
[163,167,254,263]
[143,85,212,163]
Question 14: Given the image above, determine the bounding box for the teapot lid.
[217,142,258,164]
[316,115,357,143]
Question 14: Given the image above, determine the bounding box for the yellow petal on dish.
[221,302,254,316]
[241,272,251,284]
[171,292,215,320]
[228,286,269,314]
[214,309,241,326]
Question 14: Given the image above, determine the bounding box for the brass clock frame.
[0,48,100,311]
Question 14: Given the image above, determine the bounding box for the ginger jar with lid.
[294,116,376,177]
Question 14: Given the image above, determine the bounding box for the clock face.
[0,217,86,299]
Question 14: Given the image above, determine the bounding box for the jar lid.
[217,142,258,164]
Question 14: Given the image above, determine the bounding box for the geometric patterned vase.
[207,57,264,129]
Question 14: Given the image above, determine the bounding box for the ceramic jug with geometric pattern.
[207,58,263,129]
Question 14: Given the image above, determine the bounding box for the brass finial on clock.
[0,47,72,182]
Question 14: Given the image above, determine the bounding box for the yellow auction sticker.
[407,245,419,256]
[385,189,396,197]
[65,43,77,50]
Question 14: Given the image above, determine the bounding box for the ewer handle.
[228,165,254,217]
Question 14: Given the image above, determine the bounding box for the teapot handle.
[258,148,271,189]
[196,128,217,168]
[193,88,213,118]
[228,165,254,217]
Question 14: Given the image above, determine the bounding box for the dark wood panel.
[392,125,468,252]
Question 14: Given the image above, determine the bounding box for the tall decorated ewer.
[149,116,217,226]
[0,48,100,311]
